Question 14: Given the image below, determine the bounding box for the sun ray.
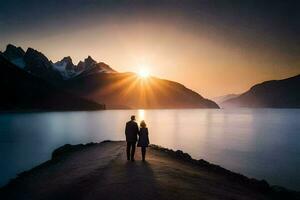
[138,69,150,78]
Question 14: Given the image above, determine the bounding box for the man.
[125,115,139,161]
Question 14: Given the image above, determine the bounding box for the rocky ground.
[1,141,299,200]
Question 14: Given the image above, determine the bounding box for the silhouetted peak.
[2,44,25,60]
[25,48,48,60]
[6,44,24,52]
[25,47,38,55]
[84,55,97,65]
[86,55,94,60]
[24,48,52,68]
[61,56,73,66]
[76,61,85,71]
[77,60,84,66]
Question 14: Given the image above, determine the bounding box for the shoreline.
[0,107,221,113]
[1,141,299,199]
[1,108,300,114]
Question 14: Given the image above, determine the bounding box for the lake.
[0,109,300,190]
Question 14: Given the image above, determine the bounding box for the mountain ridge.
[1,44,116,81]
[0,44,219,109]
[0,54,105,111]
[63,71,219,109]
[222,75,300,108]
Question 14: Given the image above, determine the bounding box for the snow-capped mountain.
[0,53,105,111]
[1,44,116,81]
[0,44,219,109]
[52,55,116,80]
[52,56,80,80]
[75,56,116,78]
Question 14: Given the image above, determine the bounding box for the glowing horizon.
[138,69,150,78]
[1,1,299,98]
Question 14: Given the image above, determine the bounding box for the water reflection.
[0,109,300,190]
[138,109,145,121]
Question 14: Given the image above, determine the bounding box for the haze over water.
[1,109,300,190]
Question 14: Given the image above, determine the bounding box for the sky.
[0,0,299,98]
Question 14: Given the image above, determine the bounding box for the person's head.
[130,115,136,121]
[140,120,147,128]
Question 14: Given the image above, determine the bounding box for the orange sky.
[1,4,299,98]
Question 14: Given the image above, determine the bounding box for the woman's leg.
[141,147,146,161]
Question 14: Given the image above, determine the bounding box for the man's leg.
[126,142,131,160]
[131,142,136,161]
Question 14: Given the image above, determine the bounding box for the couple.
[125,115,150,162]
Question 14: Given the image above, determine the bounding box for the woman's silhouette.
[137,120,150,161]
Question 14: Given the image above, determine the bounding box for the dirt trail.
[1,141,298,200]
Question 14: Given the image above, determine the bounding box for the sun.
[138,69,150,78]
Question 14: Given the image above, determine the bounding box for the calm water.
[0,109,300,190]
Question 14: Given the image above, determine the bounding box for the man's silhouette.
[125,115,139,161]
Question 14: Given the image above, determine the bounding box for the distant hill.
[0,55,105,111]
[63,72,219,109]
[222,75,300,108]
[0,44,219,109]
[212,94,240,107]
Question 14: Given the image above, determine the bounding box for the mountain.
[1,44,26,68]
[23,48,63,81]
[0,44,219,109]
[2,45,63,81]
[53,56,79,80]
[0,55,105,111]
[64,72,219,109]
[212,94,240,108]
[222,75,300,108]
[52,56,116,80]
[2,44,116,81]
[1,44,25,61]
[75,56,116,78]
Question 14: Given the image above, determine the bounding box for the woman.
[137,120,150,161]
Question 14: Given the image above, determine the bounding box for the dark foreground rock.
[0,141,299,200]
